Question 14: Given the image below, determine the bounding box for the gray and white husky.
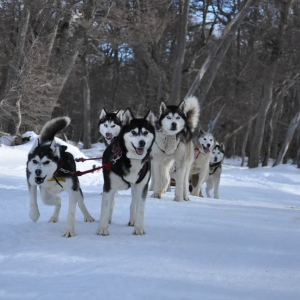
[151,96,200,201]
[26,117,94,237]
[99,109,123,147]
[205,142,225,199]
[97,108,155,236]
[189,129,215,197]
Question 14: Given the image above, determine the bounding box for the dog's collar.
[209,161,222,175]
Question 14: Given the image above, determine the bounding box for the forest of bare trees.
[0,0,300,168]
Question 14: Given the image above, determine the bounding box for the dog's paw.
[29,206,40,222]
[84,215,95,222]
[96,228,109,236]
[133,227,145,235]
[48,216,59,223]
[63,230,75,238]
[151,192,161,198]
[128,220,135,226]
[184,197,190,201]
[174,197,184,202]
[191,191,201,197]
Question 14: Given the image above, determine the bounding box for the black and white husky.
[150,96,200,201]
[205,142,225,199]
[99,109,123,147]
[189,129,215,197]
[97,108,155,236]
[26,117,94,237]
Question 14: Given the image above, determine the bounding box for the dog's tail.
[39,116,71,143]
[184,96,200,132]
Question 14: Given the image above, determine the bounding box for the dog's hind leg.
[28,183,40,222]
[109,199,114,224]
[97,190,115,236]
[40,187,61,223]
[77,188,95,222]
[151,160,164,198]
[205,176,213,198]
[63,190,78,237]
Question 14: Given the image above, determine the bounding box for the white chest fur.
[123,159,143,183]
[155,131,180,155]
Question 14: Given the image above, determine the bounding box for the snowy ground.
[0,136,299,300]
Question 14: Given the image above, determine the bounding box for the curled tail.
[39,116,70,143]
[184,96,200,132]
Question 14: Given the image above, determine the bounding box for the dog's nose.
[214,157,217,162]
[207,143,211,148]
[139,140,145,147]
[35,169,42,176]
[171,122,177,129]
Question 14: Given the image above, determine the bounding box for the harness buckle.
[59,168,73,174]
[112,153,122,164]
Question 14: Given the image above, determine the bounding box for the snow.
[0,136,299,300]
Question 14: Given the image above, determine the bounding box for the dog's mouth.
[132,143,145,155]
[106,133,113,140]
[35,176,46,185]
[202,145,211,153]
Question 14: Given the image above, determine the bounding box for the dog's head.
[210,142,225,163]
[158,101,187,135]
[27,139,60,186]
[121,108,155,160]
[99,109,123,144]
[195,129,215,153]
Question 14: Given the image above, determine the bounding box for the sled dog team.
[26,97,225,237]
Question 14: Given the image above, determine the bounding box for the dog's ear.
[159,102,168,115]
[144,110,155,126]
[99,108,107,120]
[122,108,134,125]
[219,142,225,152]
[116,110,124,122]
[178,100,185,112]
[199,128,205,135]
[49,139,58,156]
[29,138,40,153]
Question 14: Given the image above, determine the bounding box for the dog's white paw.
[191,191,201,197]
[63,230,75,238]
[133,227,145,235]
[174,195,184,202]
[29,206,40,222]
[84,215,95,222]
[48,216,59,223]
[151,192,161,198]
[96,228,109,236]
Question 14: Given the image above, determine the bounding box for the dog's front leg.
[191,168,208,197]
[40,187,61,223]
[97,191,114,236]
[131,183,147,235]
[205,176,213,198]
[63,190,78,237]
[28,183,40,222]
[151,160,163,198]
[173,164,186,202]
[213,175,221,199]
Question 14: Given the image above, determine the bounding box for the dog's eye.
[43,160,50,165]
[143,131,148,136]
[131,130,137,136]
[167,116,171,119]
[176,116,181,120]
[111,125,115,128]
[204,138,206,140]
[32,160,38,164]
[104,124,108,128]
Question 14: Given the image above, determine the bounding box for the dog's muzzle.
[132,141,145,155]
[106,132,113,140]
[35,176,46,185]
[202,144,211,153]
[171,122,177,131]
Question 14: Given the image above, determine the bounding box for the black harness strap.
[209,161,222,176]
[121,160,150,185]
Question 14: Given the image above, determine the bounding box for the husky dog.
[97,108,155,236]
[205,142,225,199]
[189,129,215,197]
[151,96,200,201]
[99,109,123,147]
[27,117,94,237]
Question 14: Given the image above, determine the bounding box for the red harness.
[194,147,201,159]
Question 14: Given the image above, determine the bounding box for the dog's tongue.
[136,148,144,155]
[107,133,113,139]
[204,147,210,153]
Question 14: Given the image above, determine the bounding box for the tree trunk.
[273,111,300,167]
[170,0,189,104]
[248,0,294,168]
[185,0,256,105]
[241,119,252,167]
[82,56,91,149]
[1,3,30,134]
